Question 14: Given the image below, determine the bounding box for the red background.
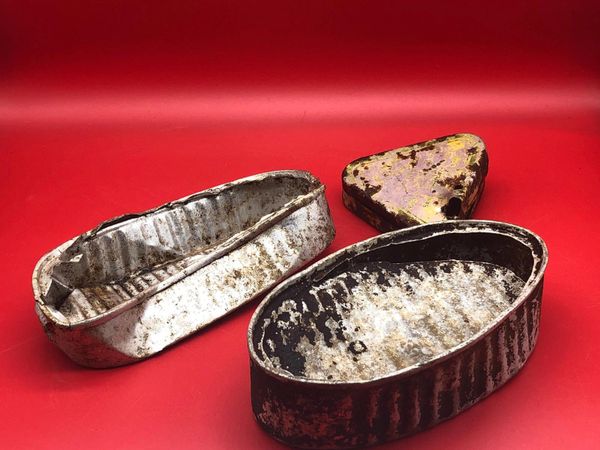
[1,1,599,449]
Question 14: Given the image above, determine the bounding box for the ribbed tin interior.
[43,174,317,322]
[252,230,538,382]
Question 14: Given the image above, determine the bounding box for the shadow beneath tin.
[23,284,270,389]
[5,311,195,394]
[2,332,122,393]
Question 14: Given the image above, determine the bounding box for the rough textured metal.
[342,133,488,231]
[33,170,335,368]
[248,220,547,449]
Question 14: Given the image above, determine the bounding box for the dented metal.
[342,133,488,231]
[33,170,335,368]
[248,220,547,449]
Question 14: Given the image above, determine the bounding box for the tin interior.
[252,229,540,383]
[39,173,319,325]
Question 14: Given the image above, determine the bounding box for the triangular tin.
[342,133,488,231]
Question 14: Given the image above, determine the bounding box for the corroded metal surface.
[248,221,547,449]
[342,133,488,231]
[33,170,335,368]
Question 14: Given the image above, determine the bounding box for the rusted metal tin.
[248,220,547,449]
[33,170,335,368]
[342,133,488,231]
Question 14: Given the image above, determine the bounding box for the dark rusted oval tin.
[248,220,547,449]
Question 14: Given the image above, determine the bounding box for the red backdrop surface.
[1,1,599,449]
